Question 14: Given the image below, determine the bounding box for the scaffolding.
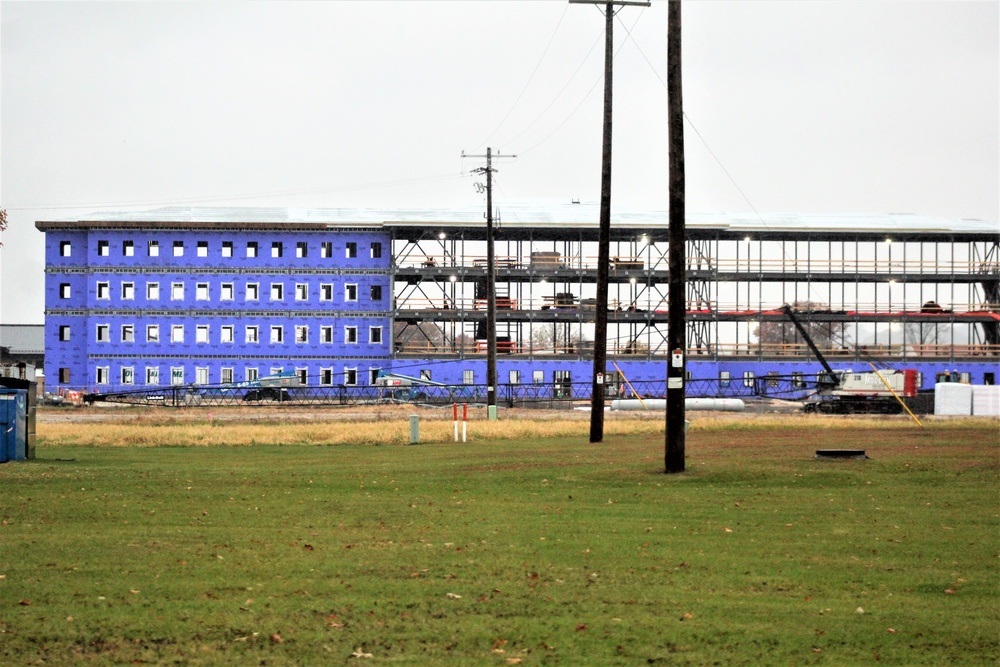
[389,219,1000,363]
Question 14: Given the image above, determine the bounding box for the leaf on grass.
[303,544,314,551]
[17,599,31,606]
[680,612,693,621]
[505,659,523,665]
[351,647,373,659]
[270,632,283,644]
[446,592,462,599]
[944,588,956,595]
[575,624,587,632]
[724,527,733,533]
[129,589,140,595]
[855,607,865,614]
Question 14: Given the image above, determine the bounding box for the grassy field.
[1,414,997,665]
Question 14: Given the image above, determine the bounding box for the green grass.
[1,423,997,665]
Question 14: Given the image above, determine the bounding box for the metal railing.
[83,374,830,408]
[391,339,1000,359]
[396,255,1000,276]
[392,296,1000,315]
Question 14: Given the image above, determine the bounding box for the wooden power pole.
[570,0,649,444]
[465,148,514,419]
[665,0,686,473]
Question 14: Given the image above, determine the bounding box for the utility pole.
[665,0,686,473]
[570,0,649,444]
[465,147,515,420]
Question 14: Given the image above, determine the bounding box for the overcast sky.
[1,1,997,325]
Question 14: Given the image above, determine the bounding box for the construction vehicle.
[239,370,299,402]
[373,370,467,403]
[782,304,918,414]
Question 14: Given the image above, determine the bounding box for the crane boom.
[781,304,835,375]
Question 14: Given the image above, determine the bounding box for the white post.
[409,415,420,445]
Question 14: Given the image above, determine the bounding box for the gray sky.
[2,1,997,324]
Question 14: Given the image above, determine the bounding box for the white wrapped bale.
[971,385,1000,416]
[934,383,973,416]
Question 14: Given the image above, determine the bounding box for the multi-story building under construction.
[37,204,999,397]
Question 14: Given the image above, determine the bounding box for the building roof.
[0,324,45,355]
[36,204,997,240]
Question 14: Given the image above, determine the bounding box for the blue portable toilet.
[0,388,27,462]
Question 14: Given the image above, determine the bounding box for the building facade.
[40,216,392,392]
[37,206,999,396]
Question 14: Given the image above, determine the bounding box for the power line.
[615,12,834,315]
[614,12,767,222]
[474,3,571,152]
[517,10,644,156]
[5,172,465,212]
[495,25,605,150]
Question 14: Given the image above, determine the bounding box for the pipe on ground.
[611,398,745,412]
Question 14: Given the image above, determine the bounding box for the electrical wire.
[493,25,605,151]
[516,9,645,156]
[614,12,768,223]
[615,13,872,359]
[474,3,570,152]
[5,172,465,212]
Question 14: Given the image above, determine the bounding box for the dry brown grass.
[36,406,998,448]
